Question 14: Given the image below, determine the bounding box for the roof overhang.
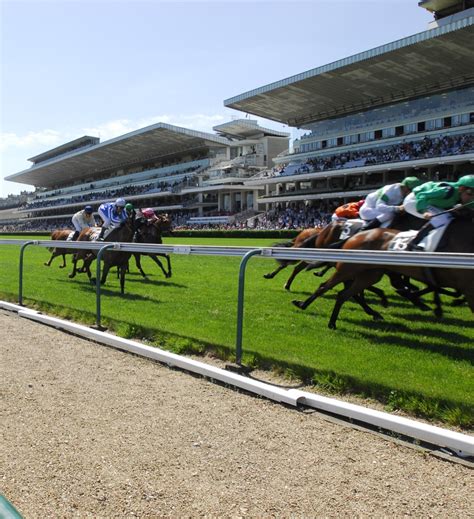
[6,123,231,189]
[213,119,289,139]
[224,17,474,127]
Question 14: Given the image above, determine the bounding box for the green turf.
[1,234,473,427]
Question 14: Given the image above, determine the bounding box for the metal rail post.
[95,243,115,329]
[18,241,37,305]
[235,249,262,365]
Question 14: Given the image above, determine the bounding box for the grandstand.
[2,1,473,232]
[1,121,289,230]
[225,0,474,215]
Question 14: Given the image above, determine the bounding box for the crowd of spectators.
[1,205,333,233]
[258,134,473,179]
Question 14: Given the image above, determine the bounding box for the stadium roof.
[224,17,474,127]
[28,135,99,164]
[213,119,289,139]
[6,123,231,188]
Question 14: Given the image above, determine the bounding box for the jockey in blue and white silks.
[97,198,128,240]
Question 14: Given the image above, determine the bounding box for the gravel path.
[1,310,472,518]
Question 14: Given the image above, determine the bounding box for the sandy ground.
[1,310,473,518]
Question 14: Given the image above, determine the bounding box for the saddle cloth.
[66,231,75,241]
[88,227,103,241]
[388,227,446,252]
[339,219,366,240]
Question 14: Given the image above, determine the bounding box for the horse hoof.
[292,300,305,310]
[44,263,50,267]
[434,309,443,319]
[263,274,272,279]
[328,322,336,330]
[373,314,384,321]
[68,274,75,279]
[59,265,65,269]
[284,285,291,291]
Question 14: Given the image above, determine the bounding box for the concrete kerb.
[1,300,473,458]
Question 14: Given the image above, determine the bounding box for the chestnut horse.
[263,227,323,288]
[292,216,474,329]
[132,214,173,278]
[44,229,75,268]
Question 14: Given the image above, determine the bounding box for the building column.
[198,193,203,216]
[241,191,247,211]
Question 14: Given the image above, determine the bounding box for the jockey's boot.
[406,222,434,251]
[362,218,382,230]
[97,226,107,241]
[71,230,80,241]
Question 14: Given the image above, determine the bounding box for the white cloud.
[0,129,63,153]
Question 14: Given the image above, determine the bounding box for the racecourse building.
[2,0,474,231]
[225,0,474,214]
[2,120,289,229]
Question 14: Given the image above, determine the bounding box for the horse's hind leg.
[60,254,66,268]
[284,261,308,291]
[150,254,169,278]
[366,285,389,308]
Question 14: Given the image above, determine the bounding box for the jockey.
[125,202,136,220]
[140,207,158,220]
[97,197,128,240]
[71,205,96,240]
[331,200,364,222]
[404,174,474,250]
[359,177,422,230]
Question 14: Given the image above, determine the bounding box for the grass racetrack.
[1,234,473,427]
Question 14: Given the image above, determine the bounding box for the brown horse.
[44,229,75,268]
[263,227,323,289]
[292,216,474,329]
[132,214,173,278]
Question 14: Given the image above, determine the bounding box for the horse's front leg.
[119,264,127,294]
[100,263,112,286]
[44,251,56,267]
[134,253,147,278]
[328,270,384,329]
[60,253,67,268]
[68,252,80,278]
[264,260,292,280]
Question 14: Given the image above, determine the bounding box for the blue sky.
[0,0,432,197]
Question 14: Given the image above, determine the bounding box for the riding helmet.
[115,198,126,207]
[84,205,94,213]
[401,177,423,190]
[125,203,134,211]
[456,175,474,189]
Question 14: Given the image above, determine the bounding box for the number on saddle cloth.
[387,231,417,251]
[339,219,365,240]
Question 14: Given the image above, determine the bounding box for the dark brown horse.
[68,219,139,294]
[44,229,76,268]
[292,216,474,329]
[132,214,173,278]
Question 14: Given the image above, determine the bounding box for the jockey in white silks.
[71,205,96,240]
[97,198,128,240]
[359,176,422,230]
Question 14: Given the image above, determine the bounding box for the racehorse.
[44,229,76,268]
[263,227,323,288]
[292,215,474,329]
[132,214,173,278]
[68,218,139,294]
